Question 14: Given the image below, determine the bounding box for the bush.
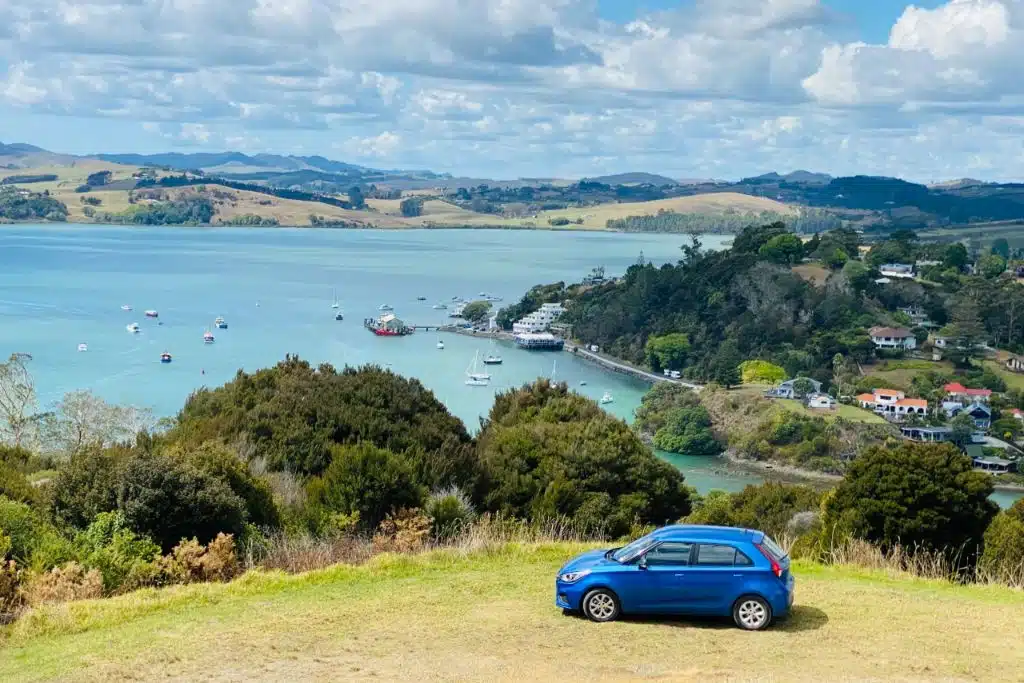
[548,217,570,226]
[22,562,103,607]
[686,483,822,540]
[740,360,787,384]
[157,533,238,584]
[979,500,1024,583]
[424,486,476,539]
[75,512,161,593]
[0,497,44,563]
[307,443,424,531]
[371,509,431,554]
[651,406,722,455]
[50,446,126,529]
[117,453,247,552]
[477,380,692,536]
[822,443,997,562]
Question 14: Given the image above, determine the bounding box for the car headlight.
[559,569,592,583]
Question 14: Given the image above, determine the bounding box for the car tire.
[581,588,621,623]
[732,595,773,631]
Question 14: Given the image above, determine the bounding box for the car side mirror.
[637,556,648,570]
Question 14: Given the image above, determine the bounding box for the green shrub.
[50,445,126,529]
[979,500,1024,582]
[75,512,161,593]
[306,443,423,531]
[424,486,476,539]
[685,483,821,540]
[117,453,247,552]
[739,360,787,384]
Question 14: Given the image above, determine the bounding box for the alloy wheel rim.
[588,593,616,620]
[738,600,767,628]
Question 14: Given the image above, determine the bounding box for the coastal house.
[901,425,953,443]
[764,377,822,399]
[512,303,565,334]
[868,326,917,351]
[942,401,992,429]
[972,455,1018,475]
[897,306,930,325]
[857,388,927,421]
[916,260,942,268]
[1006,356,1024,373]
[807,393,837,410]
[943,383,992,403]
[879,263,914,279]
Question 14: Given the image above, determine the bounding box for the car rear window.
[759,535,788,561]
[695,544,741,566]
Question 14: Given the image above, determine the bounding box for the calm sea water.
[2,225,1018,506]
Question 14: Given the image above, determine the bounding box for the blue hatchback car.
[555,525,794,630]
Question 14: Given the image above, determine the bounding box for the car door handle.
[733,574,743,577]
[674,573,686,577]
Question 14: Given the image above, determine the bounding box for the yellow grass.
[792,263,831,286]
[2,544,1022,682]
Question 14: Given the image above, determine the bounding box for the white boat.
[378,304,393,311]
[482,340,502,365]
[144,310,158,318]
[77,343,88,352]
[120,305,132,311]
[437,339,445,350]
[215,316,228,329]
[126,323,140,334]
[600,392,614,405]
[465,351,491,385]
[332,288,340,309]
[432,303,448,310]
[203,330,215,344]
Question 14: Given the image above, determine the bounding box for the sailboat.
[437,339,445,350]
[465,351,490,385]
[331,288,340,309]
[482,340,503,365]
[203,330,215,344]
[600,392,614,405]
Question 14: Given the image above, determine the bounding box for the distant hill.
[743,170,832,185]
[928,178,987,190]
[93,152,367,175]
[583,172,679,186]
[0,142,45,156]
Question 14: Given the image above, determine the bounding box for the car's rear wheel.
[581,588,620,623]
[732,595,772,631]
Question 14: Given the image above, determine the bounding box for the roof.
[944,382,992,397]
[901,426,952,434]
[654,525,762,543]
[869,326,913,338]
[966,388,993,397]
[856,393,877,403]
[896,398,928,409]
[975,456,1014,466]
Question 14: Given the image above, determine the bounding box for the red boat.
[364,313,413,336]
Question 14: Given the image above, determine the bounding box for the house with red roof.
[857,389,928,422]
[943,383,992,403]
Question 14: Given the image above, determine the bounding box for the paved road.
[567,345,703,390]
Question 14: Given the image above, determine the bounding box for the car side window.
[734,550,753,567]
[643,542,692,567]
[695,544,740,567]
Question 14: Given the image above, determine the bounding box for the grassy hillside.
[2,543,1022,682]
[4,162,799,230]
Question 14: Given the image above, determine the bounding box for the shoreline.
[721,449,843,486]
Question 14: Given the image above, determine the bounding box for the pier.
[565,344,703,390]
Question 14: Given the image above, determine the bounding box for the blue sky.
[0,0,1021,181]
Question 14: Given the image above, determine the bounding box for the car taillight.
[755,544,783,578]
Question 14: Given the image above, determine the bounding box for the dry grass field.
[2,543,1022,682]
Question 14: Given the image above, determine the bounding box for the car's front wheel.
[581,588,620,623]
[732,595,772,631]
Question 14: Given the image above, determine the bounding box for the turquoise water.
[2,225,1018,506]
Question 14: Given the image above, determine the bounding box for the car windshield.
[760,535,788,561]
[610,534,658,563]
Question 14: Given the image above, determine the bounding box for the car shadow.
[571,605,828,632]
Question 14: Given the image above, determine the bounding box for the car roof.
[652,524,763,544]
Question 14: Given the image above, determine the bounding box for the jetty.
[565,344,703,390]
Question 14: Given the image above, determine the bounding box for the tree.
[477,380,691,536]
[950,412,976,447]
[117,452,247,552]
[822,442,997,561]
[652,406,722,455]
[758,233,804,264]
[40,390,153,456]
[399,197,424,217]
[991,237,1010,260]
[686,483,822,540]
[739,360,786,385]
[732,222,789,254]
[978,253,1007,279]
[842,259,871,291]
[944,243,969,271]
[348,186,366,209]
[461,300,493,323]
[307,443,423,531]
[645,333,690,372]
[791,378,816,398]
[0,353,43,448]
[50,446,128,529]
[979,500,1024,581]
[947,296,985,366]
[711,342,742,388]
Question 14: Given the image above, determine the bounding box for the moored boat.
[144,310,159,318]
[121,305,132,311]
[203,331,215,344]
[600,392,614,405]
[335,312,344,321]
[437,339,444,349]
[214,316,228,329]
[378,303,393,311]
[432,303,448,310]
[126,323,140,334]
[364,313,413,336]
[160,352,172,363]
[77,343,88,352]
[465,351,491,385]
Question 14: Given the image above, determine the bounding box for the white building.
[512,302,565,334]
[879,263,914,279]
[807,393,837,410]
[869,326,917,351]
